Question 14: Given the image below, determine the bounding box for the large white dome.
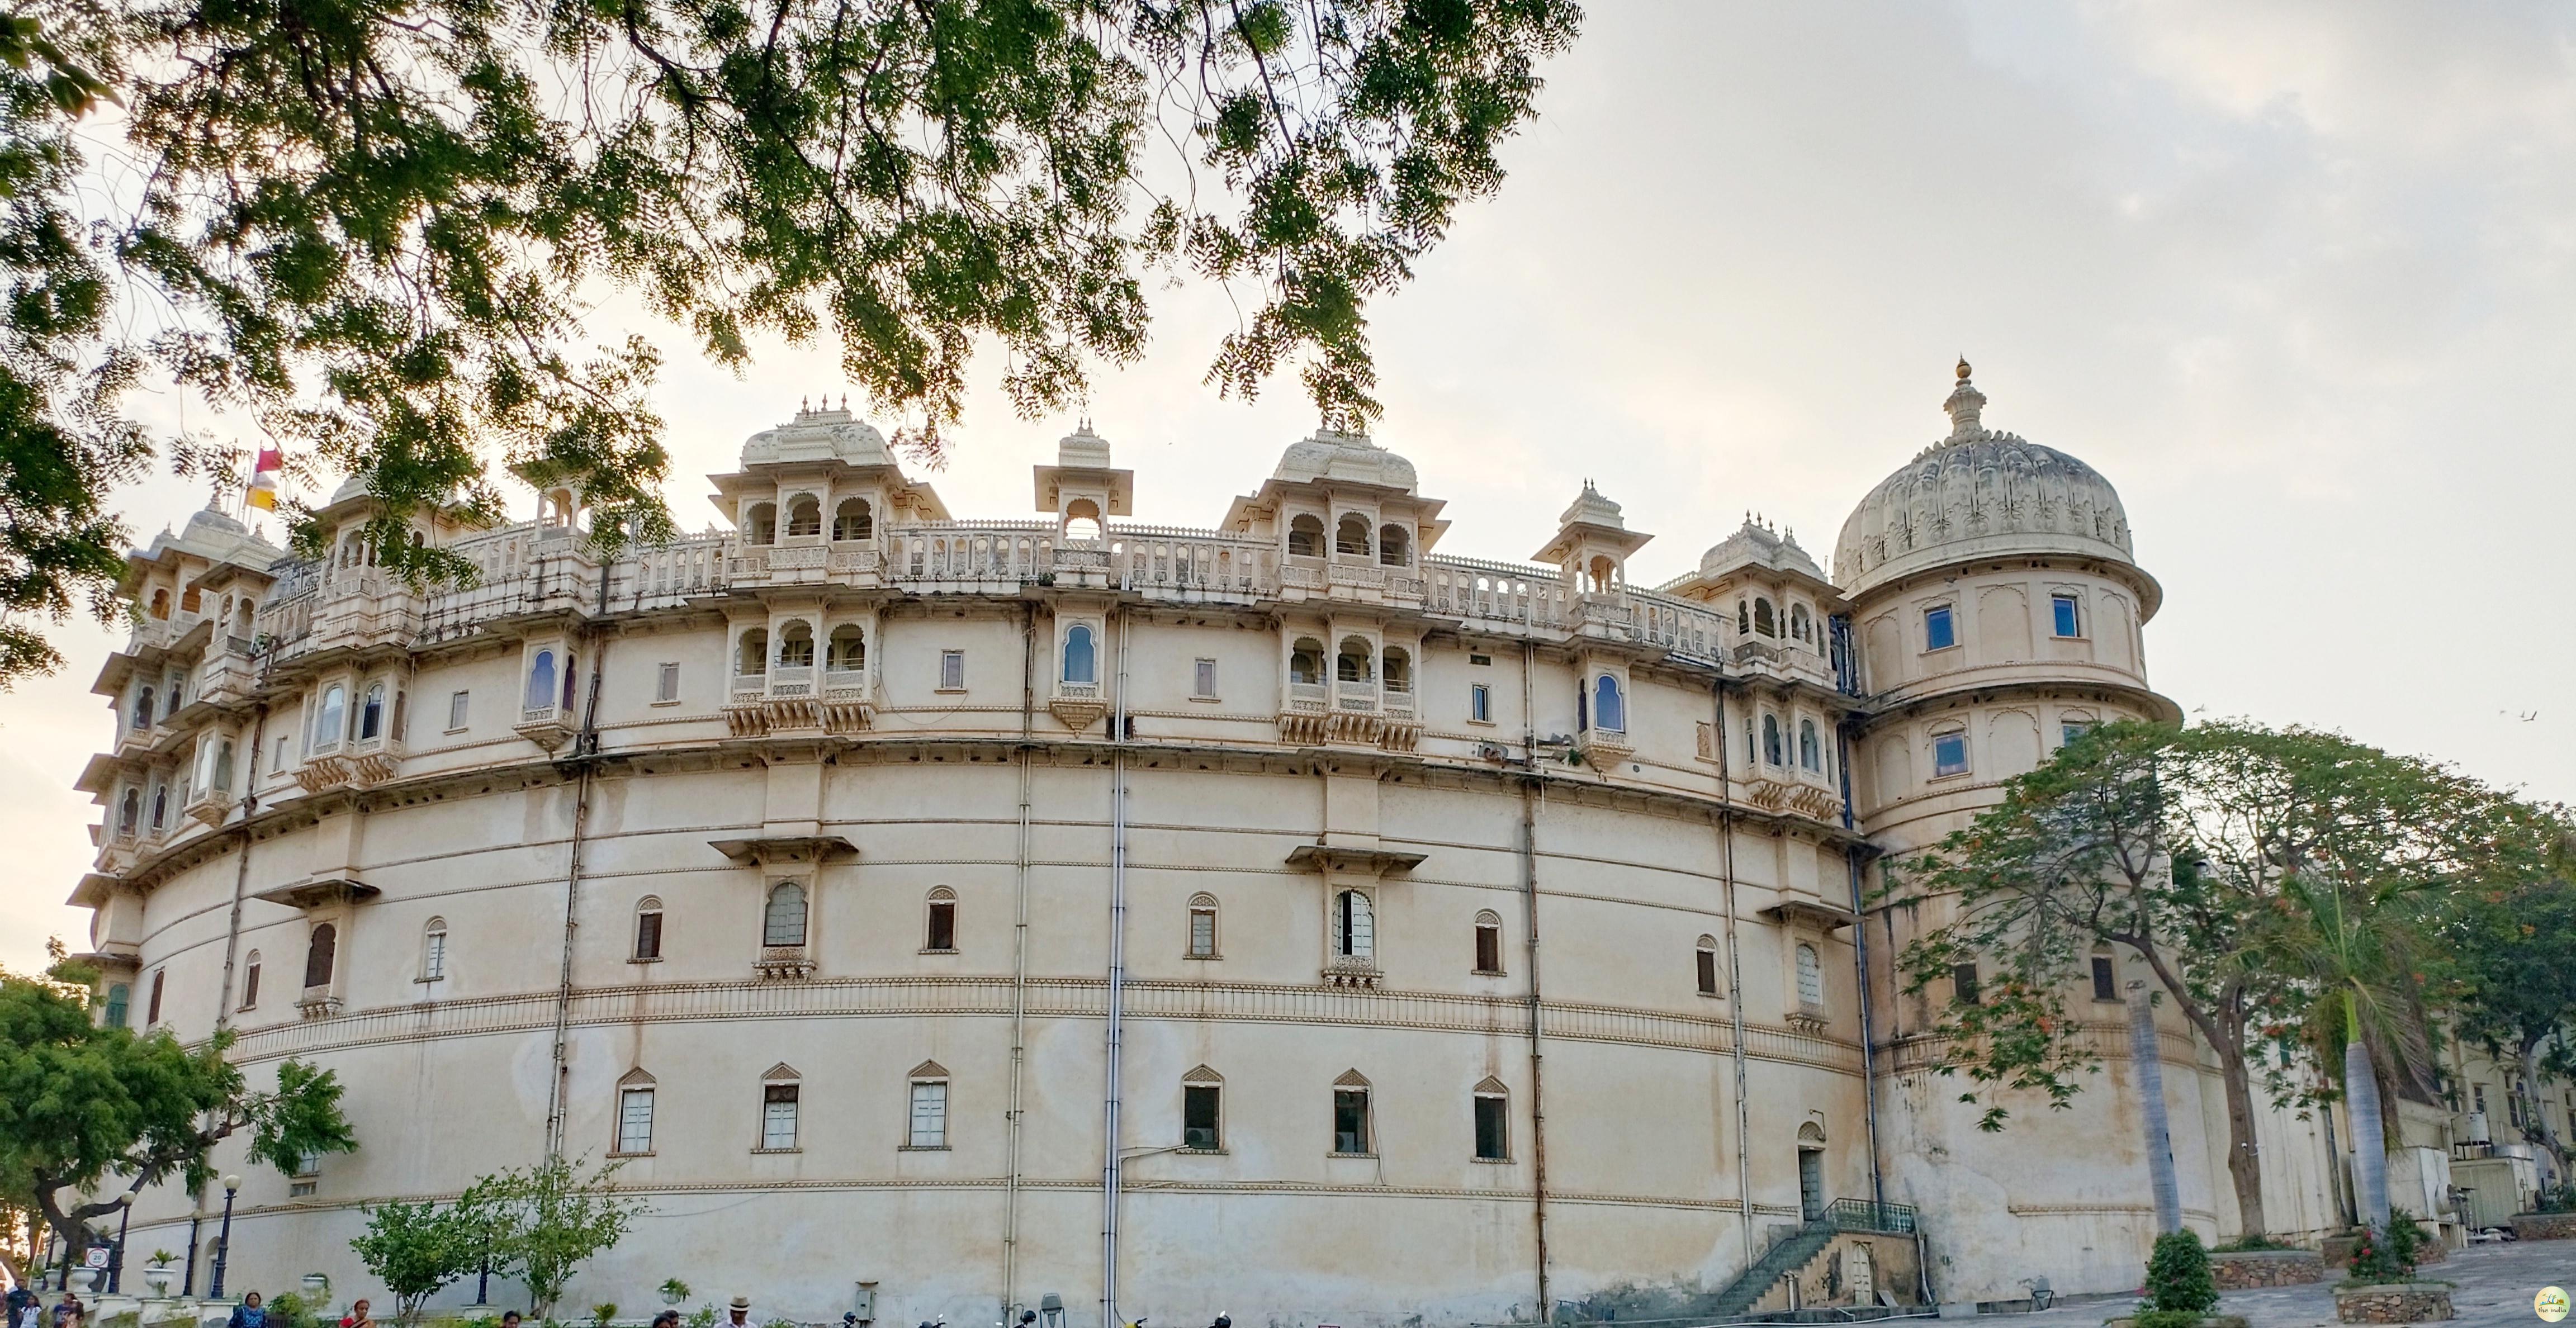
[1833,364,2137,601]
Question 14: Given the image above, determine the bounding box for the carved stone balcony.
[296,747,354,794]
[821,670,874,734]
[183,786,236,827]
[296,986,343,1019]
[1277,681,1331,745]
[515,703,577,751]
[1787,1003,1830,1035]
[1322,954,1382,989]
[1049,681,1107,732]
[347,735,404,785]
[1575,728,1632,766]
[1379,686,1420,752]
[726,675,769,736]
[754,945,815,980]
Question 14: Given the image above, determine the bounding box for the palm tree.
[2276,870,2439,1237]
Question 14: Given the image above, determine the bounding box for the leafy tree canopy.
[463,1155,645,1318]
[0,970,356,1250]
[352,1198,485,1324]
[0,0,1581,685]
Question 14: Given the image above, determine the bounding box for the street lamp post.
[209,1174,241,1299]
[108,1194,135,1293]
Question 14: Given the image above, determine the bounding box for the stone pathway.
[2006,1241,2576,1328]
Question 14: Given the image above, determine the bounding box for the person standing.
[340,1298,376,1328]
[226,1292,269,1328]
[725,1297,752,1328]
[48,1291,80,1328]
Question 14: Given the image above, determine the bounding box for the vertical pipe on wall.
[1835,724,1886,1210]
[1101,608,1130,1328]
[212,706,270,1031]
[1002,606,1036,1324]
[1712,681,1754,1267]
[1518,642,1552,1322]
[541,568,612,1157]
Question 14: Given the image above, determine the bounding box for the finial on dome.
[1943,358,1986,440]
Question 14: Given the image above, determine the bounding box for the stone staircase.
[1705,1199,1918,1320]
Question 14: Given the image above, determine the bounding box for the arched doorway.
[1797,1120,1827,1220]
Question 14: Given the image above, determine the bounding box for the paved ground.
[2006,1241,2576,1328]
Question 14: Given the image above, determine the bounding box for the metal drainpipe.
[1002,606,1035,1324]
[1835,723,1886,1210]
[1101,605,1130,1328]
[541,559,612,1156]
[213,705,270,1031]
[1518,642,1552,1323]
[1711,681,1754,1267]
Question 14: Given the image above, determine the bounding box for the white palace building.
[65,364,2381,1326]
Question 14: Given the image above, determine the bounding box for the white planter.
[68,1268,98,1296]
[144,1265,177,1296]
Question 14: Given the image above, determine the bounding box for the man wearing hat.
[726,1297,753,1328]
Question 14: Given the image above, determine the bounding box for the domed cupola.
[1272,428,1419,495]
[740,396,893,467]
[1833,362,2149,611]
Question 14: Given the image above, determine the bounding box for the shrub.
[2209,1233,2294,1253]
[2536,1182,2576,1215]
[2132,1311,2206,1328]
[2343,1212,2424,1284]
[590,1306,618,1328]
[2143,1230,2219,1316]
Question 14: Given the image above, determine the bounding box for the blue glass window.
[1062,624,1096,684]
[1924,605,1956,651]
[2052,594,2081,639]
[1934,732,1969,777]
[1593,676,1625,733]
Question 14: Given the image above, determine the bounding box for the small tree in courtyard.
[471,1156,647,1320]
[351,1199,483,1324]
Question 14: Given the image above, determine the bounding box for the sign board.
[83,1248,110,1269]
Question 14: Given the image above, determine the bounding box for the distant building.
[62,366,2558,1324]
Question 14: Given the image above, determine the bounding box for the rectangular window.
[423,932,446,981]
[617,1088,655,1154]
[146,970,164,1025]
[1470,683,1491,724]
[2052,594,2082,639]
[656,663,681,703]
[1469,653,1491,666]
[1193,658,1218,699]
[761,1083,799,1149]
[1924,604,1957,651]
[939,650,965,690]
[1474,924,1503,975]
[634,910,663,961]
[1697,947,1719,996]
[925,900,957,951]
[275,735,290,770]
[2062,721,2092,747]
[2091,955,2117,1002]
[908,1080,949,1147]
[1188,907,1217,958]
[447,690,470,732]
[1933,732,1969,777]
[1951,962,1981,1007]
[1183,1084,1221,1151]
[1474,1094,1509,1161]
[1333,1087,1371,1155]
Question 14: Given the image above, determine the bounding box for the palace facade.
[62,366,2459,1326]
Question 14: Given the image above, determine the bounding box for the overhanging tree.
[2432,807,2576,1184]
[0,969,357,1255]
[0,0,1582,687]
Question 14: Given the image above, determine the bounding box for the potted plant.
[2332,1215,2452,1324]
[143,1250,179,1296]
[659,1282,691,1309]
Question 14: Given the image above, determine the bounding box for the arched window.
[1332,889,1375,960]
[1472,1077,1510,1161]
[1798,719,1820,772]
[421,917,448,981]
[149,589,171,618]
[1794,942,1824,1011]
[827,625,866,672]
[523,652,556,712]
[776,620,815,668]
[1763,713,1784,766]
[117,788,139,837]
[1472,910,1504,974]
[1287,514,1324,557]
[303,922,338,989]
[1333,1069,1373,1154]
[737,629,769,676]
[146,969,165,1025]
[1289,638,1324,685]
[165,681,183,718]
[1187,893,1219,958]
[784,495,822,537]
[358,684,385,741]
[212,739,235,794]
[1063,498,1102,541]
[102,983,130,1028]
[924,886,958,951]
[763,880,808,948]
[1182,1066,1223,1150]
[832,498,875,541]
[1378,524,1410,567]
[132,687,154,731]
[633,896,664,960]
[1736,599,1750,634]
[182,586,203,614]
[150,783,168,829]
[616,1068,657,1154]
[744,502,776,545]
[1334,513,1372,557]
[1335,636,1373,684]
[1754,598,1778,637]
[1062,624,1097,684]
[1592,675,1625,733]
[760,1063,801,1149]
[240,951,262,1009]
[1791,604,1811,643]
[1381,647,1412,694]
[2090,945,2118,1002]
[1696,935,1720,996]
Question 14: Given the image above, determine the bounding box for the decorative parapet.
[514,703,577,751]
[1048,681,1108,732]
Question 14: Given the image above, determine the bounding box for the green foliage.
[0,0,1584,685]
[352,1200,485,1324]
[2128,1311,2206,1328]
[656,1282,688,1306]
[589,1306,616,1328]
[2209,1233,2294,1253]
[2433,810,2576,1166]
[684,1305,717,1328]
[268,1292,329,1328]
[2142,1230,2219,1316]
[2342,1213,2423,1284]
[464,1155,647,1319]
[147,1249,175,1265]
[0,971,356,1251]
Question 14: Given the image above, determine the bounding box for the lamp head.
[222,1174,242,1193]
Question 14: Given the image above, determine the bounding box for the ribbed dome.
[741,403,892,467]
[1833,366,2135,599]
[1273,429,1417,494]
[1699,516,1824,581]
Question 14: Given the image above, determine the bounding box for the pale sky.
[8,1,2574,971]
